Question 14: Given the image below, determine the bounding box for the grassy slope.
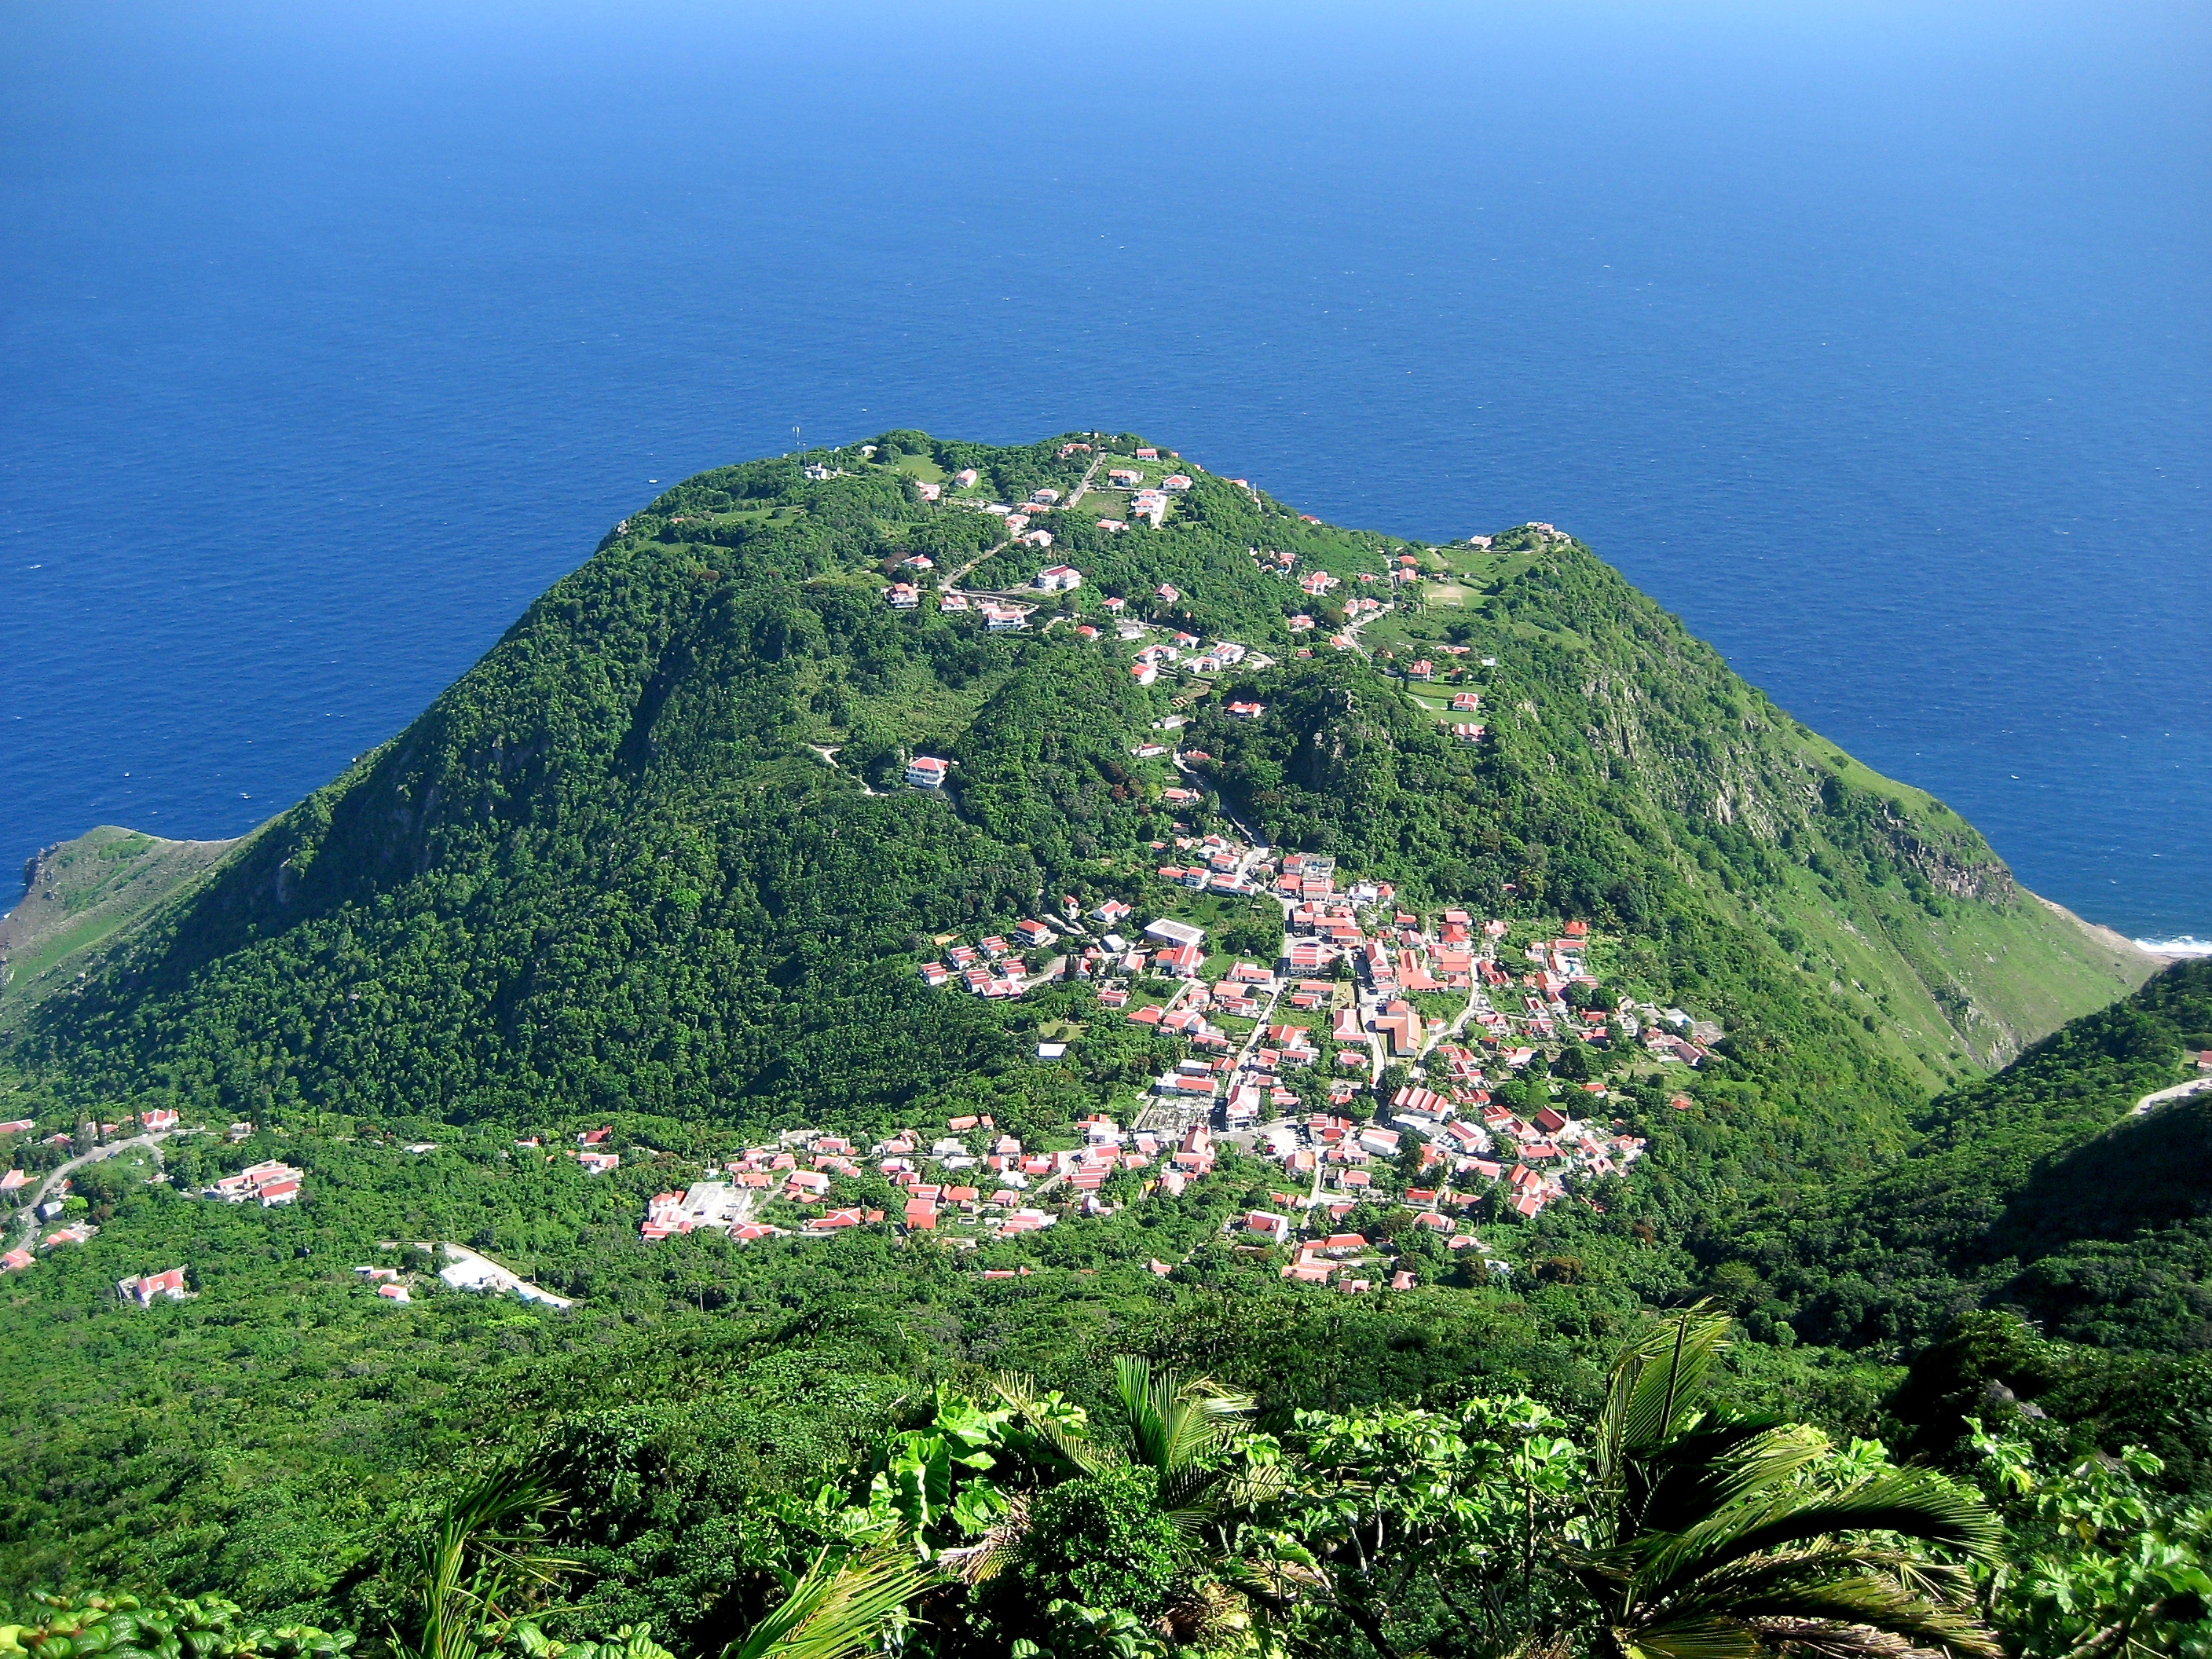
[0,829,238,1035]
[1354,546,2155,1090]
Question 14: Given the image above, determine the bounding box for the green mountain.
[0,431,2190,1636]
[0,431,2147,1144]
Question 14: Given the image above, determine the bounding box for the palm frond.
[1705,1425,1833,1508]
[991,1373,1108,1478]
[720,1547,937,1659]
[1618,1614,1785,1659]
[942,1492,1030,1587]
[1642,1469,2002,1591]
[1220,1457,1295,1512]
[1639,1549,1998,1658]
[1155,1462,1229,1518]
[1114,1357,1253,1474]
[1728,1582,1995,1659]
[1733,1619,1932,1659]
[1599,1307,1732,1485]
[399,1464,577,1659]
[1632,1422,1802,1540]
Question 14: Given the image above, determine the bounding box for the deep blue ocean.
[3,2,2206,943]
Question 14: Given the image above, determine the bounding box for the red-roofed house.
[118,1266,188,1305]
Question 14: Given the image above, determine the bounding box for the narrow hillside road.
[435,1243,576,1309]
[5,1131,177,1251]
[1019,955,1068,991]
[805,744,877,794]
[1337,600,1397,658]
[1063,451,1105,510]
[2133,1075,2212,1117]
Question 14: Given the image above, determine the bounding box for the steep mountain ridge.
[0,434,2148,1161]
[1727,958,2212,1355]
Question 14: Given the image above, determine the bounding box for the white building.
[1032,565,1084,591]
[906,756,951,789]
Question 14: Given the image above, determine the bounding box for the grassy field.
[0,827,239,1035]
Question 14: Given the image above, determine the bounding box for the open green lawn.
[886,452,947,484]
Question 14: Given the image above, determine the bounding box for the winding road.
[5,1130,179,1251]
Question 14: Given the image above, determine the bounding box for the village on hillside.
[0,450,1707,1308]
[619,797,1715,1291]
[875,436,1507,708]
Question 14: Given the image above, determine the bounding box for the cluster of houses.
[634,1109,1225,1246]
[917,920,1063,998]
[881,1112,1220,1235]
[355,1262,414,1304]
[639,1132,877,1243]
[0,1114,273,1284]
[1128,634,1251,686]
[1235,1203,1480,1293]
[1,1107,183,1167]
[565,1126,624,1174]
[1234,1079,1648,1254]
[199,1159,302,1207]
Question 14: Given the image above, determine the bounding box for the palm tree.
[950,1360,1289,1647]
[389,1465,578,1659]
[719,1547,940,1659]
[1111,1356,1268,1522]
[393,1467,932,1659]
[1560,1306,2005,1659]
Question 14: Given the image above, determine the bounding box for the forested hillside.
[0,432,2144,1131]
[1722,958,2212,1355]
[0,432,2196,1659]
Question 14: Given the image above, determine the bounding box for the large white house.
[906,756,951,789]
[1032,564,1083,591]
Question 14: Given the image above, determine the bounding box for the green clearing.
[886,452,947,484]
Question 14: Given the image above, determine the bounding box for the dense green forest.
[0,433,2203,1659]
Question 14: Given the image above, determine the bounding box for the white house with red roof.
[117,1266,188,1306]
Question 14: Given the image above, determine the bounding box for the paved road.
[1063,451,1105,509]
[5,1131,178,1251]
[435,1242,576,1309]
[2133,1075,2212,1117]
